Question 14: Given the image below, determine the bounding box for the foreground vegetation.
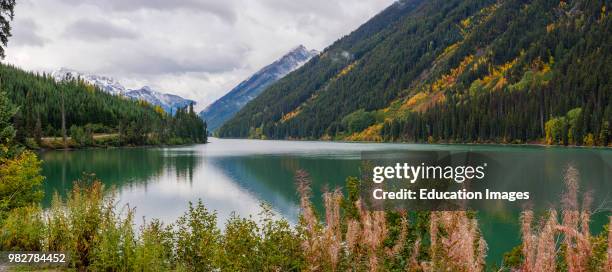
[1,166,610,271]
[1,175,302,271]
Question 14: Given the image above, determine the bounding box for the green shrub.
[501,245,523,270]
[256,204,303,271]
[24,138,39,149]
[174,200,221,271]
[545,116,567,145]
[45,193,71,252]
[219,214,261,271]
[69,125,93,147]
[0,150,44,219]
[566,108,583,145]
[63,177,105,268]
[0,206,44,251]
[90,198,136,271]
[133,219,175,271]
[342,109,376,134]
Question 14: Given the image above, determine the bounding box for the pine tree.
[34,114,42,146]
[599,121,610,146]
[0,90,17,148]
[60,88,67,148]
[0,0,16,58]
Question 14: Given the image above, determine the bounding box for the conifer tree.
[34,114,42,146]
[0,90,16,148]
[0,0,15,58]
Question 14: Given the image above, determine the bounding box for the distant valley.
[200,45,318,132]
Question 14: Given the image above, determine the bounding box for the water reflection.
[41,148,202,205]
[39,138,612,265]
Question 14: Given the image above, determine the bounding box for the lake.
[39,138,612,265]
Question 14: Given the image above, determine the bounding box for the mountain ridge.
[200,45,318,132]
[218,0,610,146]
[52,68,195,114]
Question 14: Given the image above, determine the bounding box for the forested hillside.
[218,0,611,146]
[0,63,207,147]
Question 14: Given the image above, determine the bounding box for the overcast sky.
[4,0,394,110]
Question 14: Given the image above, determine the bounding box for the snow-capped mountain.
[200,45,319,132]
[125,86,195,113]
[52,68,195,113]
[52,68,127,95]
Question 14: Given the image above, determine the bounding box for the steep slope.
[200,45,318,132]
[219,0,611,146]
[217,0,473,138]
[53,68,195,113]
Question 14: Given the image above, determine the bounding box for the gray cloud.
[59,0,238,23]
[62,18,138,41]
[104,45,251,75]
[260,0,344,17]
[6,0,394,109]
[9,18,46,47]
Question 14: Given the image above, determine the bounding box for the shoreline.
[35,143,204,152]
[210,137,612,149]
[28,133,208,152]
[33,136,611,151]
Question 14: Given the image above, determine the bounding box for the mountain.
[125,86,195,114]
[218,0,611,146]
[200,45,318,132]
[52,68,126,95]
[52,68,195,114]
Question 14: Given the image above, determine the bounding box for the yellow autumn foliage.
[479,58,518,91]
[345,123,383,142]
[154,105,166,116]
[0,150,44,216]
[402,92,429,109]
[335,61,358,80]
[431,55,475,92]
[280,93,320,123]
[281,108,302,123]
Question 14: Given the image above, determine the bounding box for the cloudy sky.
[5,0,395,110]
